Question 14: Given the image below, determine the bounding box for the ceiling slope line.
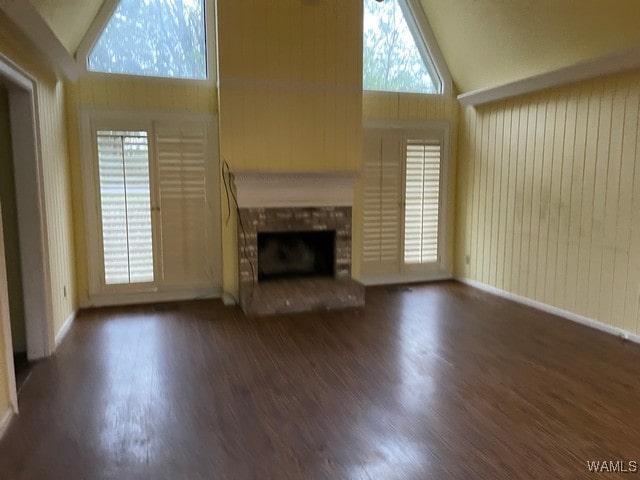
[458,44,640,107]
[75,0,121,72]
[0,0,81,81]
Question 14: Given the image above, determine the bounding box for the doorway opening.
[0,85,29,393]
[0,54,54,413]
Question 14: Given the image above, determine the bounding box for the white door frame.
[0,53,54,397]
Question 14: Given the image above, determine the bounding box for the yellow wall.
[0,11,77,417]
[456,70,640,335]
[363,91,457,122]
[0,86,26,352]
[40,80,77,335]
[65,75,217,304]
[217,0,363,296]
[0,15,76,335]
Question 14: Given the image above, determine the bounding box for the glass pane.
[89,0,207,80]
[363,0,439,94]
[97,130,154,284]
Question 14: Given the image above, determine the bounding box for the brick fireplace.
[233,172,365,316]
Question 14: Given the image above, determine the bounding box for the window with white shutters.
[155,123,213,287]
[97,130,154,285]
[361,127,447,281]
[362,130,403,269]
[403,140,440,264]
[83,111,221,302]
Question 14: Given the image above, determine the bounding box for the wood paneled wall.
[69,76,216,112]
[363,91,457,122]
[0,13,77,417]
[0,18,76,339]
[217,0,363,295]
[38,79,76,336]
[217,0,362,172]
[456,71,640,335]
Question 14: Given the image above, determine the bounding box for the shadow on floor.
[13,352,32,394]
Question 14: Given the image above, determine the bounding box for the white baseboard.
[55,310,76,348]
[0,408,13,441]
[360,271,452,286]
[455,276,640,345]
[221,292,237,306]
[79,287,222,309]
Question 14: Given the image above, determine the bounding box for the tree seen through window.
[89,0,206,80]
[363,0,440,94]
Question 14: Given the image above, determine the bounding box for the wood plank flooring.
[1,281,639,479]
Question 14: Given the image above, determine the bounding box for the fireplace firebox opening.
[257,230,335,281]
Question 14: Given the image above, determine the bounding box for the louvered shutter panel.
[97,131,154,285]
[403,140,441,264]
[362,130,403,272]
[362,130,383,264]
[155,122,212,287]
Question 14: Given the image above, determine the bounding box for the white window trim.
[404,0,453,96]
[360,119,452,286]
[363,0,453,97]
[79,108,222,306]
[75,0,217,85]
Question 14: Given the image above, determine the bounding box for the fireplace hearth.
[233,172,365,316]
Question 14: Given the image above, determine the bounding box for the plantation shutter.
[96,130,153,285]
[155,121,213,287]
[362,130,403,271]
[403,140,441,264]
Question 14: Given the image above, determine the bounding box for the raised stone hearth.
[239,277,365,316]
[233,172,365,316]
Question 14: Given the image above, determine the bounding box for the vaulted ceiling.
[420,0,640,93]
[24,0,640,94]
[30,0,104,54]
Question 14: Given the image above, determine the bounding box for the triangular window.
[363,0,441,94]
[88,0,207,80]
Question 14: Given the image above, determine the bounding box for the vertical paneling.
[456,69,640,336]
[70,76,216,113]
[554,93,575,307]
[216,0,362,294]
[611,85,637,330]
[217,0,362,172]
[623,92,640,334]
[0,21,76,341]
[564,85,588,312]
[38,80,76,335]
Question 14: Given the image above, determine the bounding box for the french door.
[83,111,221,303]
[361,125,449,282]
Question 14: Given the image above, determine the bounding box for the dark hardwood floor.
[1,281,639,479]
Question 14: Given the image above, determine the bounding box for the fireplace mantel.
[232,171,357,208]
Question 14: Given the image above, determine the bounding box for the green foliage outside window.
[89,0,206,80]
[363,0,439,94]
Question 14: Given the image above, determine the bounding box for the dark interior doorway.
[0,84,30,394]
